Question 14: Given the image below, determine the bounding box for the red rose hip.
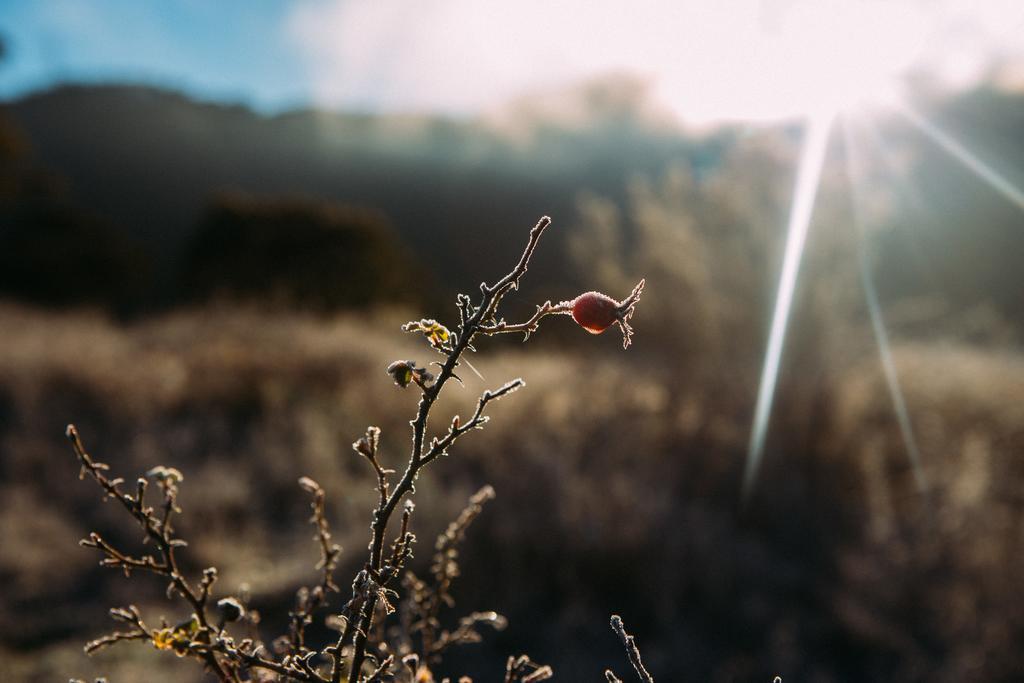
[571,291,620,334]
[567,279,645,348]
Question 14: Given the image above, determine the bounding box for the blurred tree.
[184,194,431,311]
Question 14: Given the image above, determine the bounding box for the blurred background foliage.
[184,195,428,311]
[1,16,1024,683]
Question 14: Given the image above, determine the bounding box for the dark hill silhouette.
[1,80,729,309]
[2,79,1023,329]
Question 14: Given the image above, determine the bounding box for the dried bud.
[217,597,245,623]
[353,426,381,459]
[146,465,184,485]
[386,360,434,388]
[387,360,415,387]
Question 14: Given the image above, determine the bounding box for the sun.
[653,0,931,126]
[773,0,926,116]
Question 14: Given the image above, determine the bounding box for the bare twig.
[422,380,524,465]
[363,654,394,682]
[286,477,343,655]
[609,615,654,683]
[84,606,152,654]
[477,300,573,340]
[344,217,552,682]
[504,654,554,683]
[66,425,235,682]
[403,486,502,661]
[67,213,637,682]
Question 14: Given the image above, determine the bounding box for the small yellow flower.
[152,628,174,651]
[152,615,198,657]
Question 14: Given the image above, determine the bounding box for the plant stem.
[345,216,551,682]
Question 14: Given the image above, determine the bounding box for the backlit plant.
[67,216,649,682]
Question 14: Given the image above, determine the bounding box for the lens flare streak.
[743,111,835,499]
[859,250,928,493]
[843,117,929,493]
[898,104,1024,212]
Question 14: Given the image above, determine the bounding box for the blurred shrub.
[572,164,764,364]
[569,133,862,415]
[3,305,1023,682]
[0,200,152,313]
[184,195,430,311]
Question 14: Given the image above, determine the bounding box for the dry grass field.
[0,297,1021,681]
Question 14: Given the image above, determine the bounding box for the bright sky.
[1,0,1022,124]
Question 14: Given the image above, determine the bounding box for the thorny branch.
[68,215,640,681]
[422,380,524,465]
[68,426,330,682]
[67,425,235,681]
[344,217,551,681]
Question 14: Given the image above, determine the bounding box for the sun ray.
[742,110,835,500]
[851,112,929,215]
[897,103,1024,213]
[845,114,961,299]
[842,116,928,494]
